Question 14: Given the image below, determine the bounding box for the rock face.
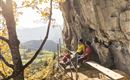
[60,0,130,75]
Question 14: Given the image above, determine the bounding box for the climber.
[59,49,71,66]
[78,41,92,63]
[74,39,93,66]
[76,39,86,55]
[74,38,86,65]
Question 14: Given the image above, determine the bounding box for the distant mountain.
[16,26,63,43]
[20,40,58,52]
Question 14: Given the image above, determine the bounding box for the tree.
[0,0,53,79]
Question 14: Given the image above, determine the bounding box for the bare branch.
[0,36,9,44]
[0,54,14,69]
[23,0,53,69]
[0,0,52,79]
[2,0,53,79]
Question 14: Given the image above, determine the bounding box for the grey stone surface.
[60,0,130,75]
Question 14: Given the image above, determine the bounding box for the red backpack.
[85,46,92,55]
[62,53,71,62]
[83,46,92,60]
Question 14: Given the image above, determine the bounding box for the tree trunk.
[8,35,24,80]
[2,1,24,80]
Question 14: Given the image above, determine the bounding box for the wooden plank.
[86,61,124,80]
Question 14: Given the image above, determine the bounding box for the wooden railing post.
[75,54,78,80]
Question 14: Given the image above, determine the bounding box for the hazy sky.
[16,3,64,43]
[17,8,63,29]
[16,0,64,29]
[0,1,64,43]
[16,26,63,43]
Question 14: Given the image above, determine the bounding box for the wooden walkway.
[86,61,124,80]
[60,51,124,80]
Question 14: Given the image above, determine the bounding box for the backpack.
[85,46,92,55]
[82,46,92,60]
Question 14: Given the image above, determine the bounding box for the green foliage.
[21,49,55,79]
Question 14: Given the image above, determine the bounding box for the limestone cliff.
[60,0,130,75]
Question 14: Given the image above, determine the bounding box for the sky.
[0,1,64,43]
[15,1,64,43]
[17,7,63,29]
